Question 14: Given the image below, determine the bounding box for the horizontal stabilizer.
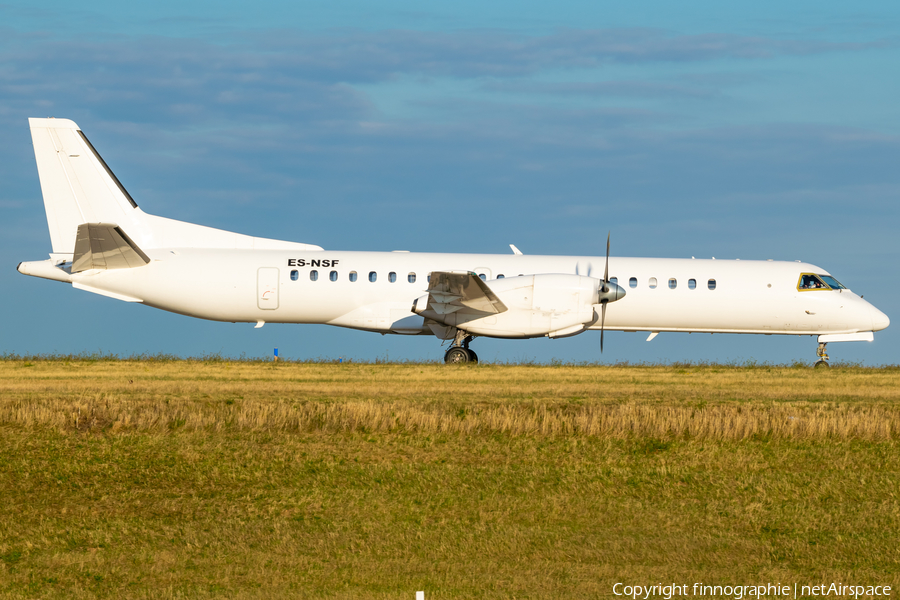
[72,223,150,273]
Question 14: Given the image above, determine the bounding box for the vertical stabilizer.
[28,117,324,254]
[29,118,147,258]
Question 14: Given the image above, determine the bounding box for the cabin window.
[497,274,505,279]
[708,279,716,290]
[427,275,431,283]
[369,271,377,283]
[389,272,397,283]
[290,270,299,281]
[479,273,486,281]
[329,270,338,282]
[310,270,319,282]
[408,272,416,283]
[649,277,658,289]
[610,277,618,286]
[349,271,358,282]
[668,278,677,289]
[688,278,696,290]
[629,277,637,288]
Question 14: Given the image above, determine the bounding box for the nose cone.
[599,282,626,303]
[872,307,890,331]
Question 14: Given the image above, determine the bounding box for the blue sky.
[2,1,899,363]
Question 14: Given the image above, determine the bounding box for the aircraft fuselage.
[22,249,887,339]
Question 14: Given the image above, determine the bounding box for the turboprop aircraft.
[17,118,890,365]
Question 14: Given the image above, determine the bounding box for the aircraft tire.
[445,347,470,364]
[467,350,479,364]
[813,360,830,369]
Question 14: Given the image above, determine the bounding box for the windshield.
[819,275,846,290]
[798,274,828,290]
[798,273,847,291]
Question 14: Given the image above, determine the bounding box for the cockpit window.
[798,273,833,291]
[819,275,846,290]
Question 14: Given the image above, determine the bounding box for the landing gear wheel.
[814,342,829,369]
[444,347,471,364]
[443,330,478,365]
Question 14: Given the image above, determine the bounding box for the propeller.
[578,233,625,352]
[600,232,610,352]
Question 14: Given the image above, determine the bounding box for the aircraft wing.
[426,271,508,316]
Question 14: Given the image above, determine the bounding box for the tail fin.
[29,118,324,255]
[29,118,148,260]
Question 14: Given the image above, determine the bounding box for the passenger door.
[257,267,280,310]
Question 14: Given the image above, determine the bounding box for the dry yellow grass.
[0,359,898,599]
[2,360,899,440]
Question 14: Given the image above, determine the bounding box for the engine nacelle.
[421,273,624,339]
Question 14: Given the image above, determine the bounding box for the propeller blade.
[600,300,607,353]
[602,232,610,292]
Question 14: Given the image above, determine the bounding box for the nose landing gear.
[444,330,478,364]
[814,342,829,368]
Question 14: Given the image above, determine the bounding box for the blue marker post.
[274,348,279,362]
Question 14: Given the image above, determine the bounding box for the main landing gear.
[814,342,830,369]
[444,330,478,364]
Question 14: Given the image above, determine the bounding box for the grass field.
[1,358,898,598]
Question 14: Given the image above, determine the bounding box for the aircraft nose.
[872,306,890,331]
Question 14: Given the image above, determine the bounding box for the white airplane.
[17,118,890,365]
